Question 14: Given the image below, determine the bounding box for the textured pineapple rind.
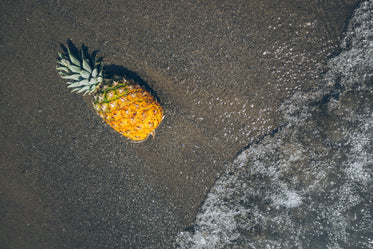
[93,79,164,142]
[93,79,130,104]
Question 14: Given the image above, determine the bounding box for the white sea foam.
[175,1,373,248]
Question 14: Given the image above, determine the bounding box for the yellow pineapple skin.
[93,79,163,142]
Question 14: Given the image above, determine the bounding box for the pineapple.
[56,45,164,142]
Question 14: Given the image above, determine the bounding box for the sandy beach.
[0,0,361,248]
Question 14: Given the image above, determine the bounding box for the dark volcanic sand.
[0,1,361,248]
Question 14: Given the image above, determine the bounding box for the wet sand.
[0,1,361,248]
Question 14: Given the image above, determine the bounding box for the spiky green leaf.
[59,59,70,67]
[66,79,89,88]
[91,68,98,77]
[67,64,82,73]
[81,51,92,73]
[56,66,70,73]
[76,85,91,93]
[67,47,80,66]
[62,73,81,81]
[58,52,68,60]
[89,77,98,84]
[80,70,91,79]
[82,59,92,73]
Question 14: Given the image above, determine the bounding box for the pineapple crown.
[57,46,104,95]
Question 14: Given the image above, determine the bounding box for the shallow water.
[176,1,373,248]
